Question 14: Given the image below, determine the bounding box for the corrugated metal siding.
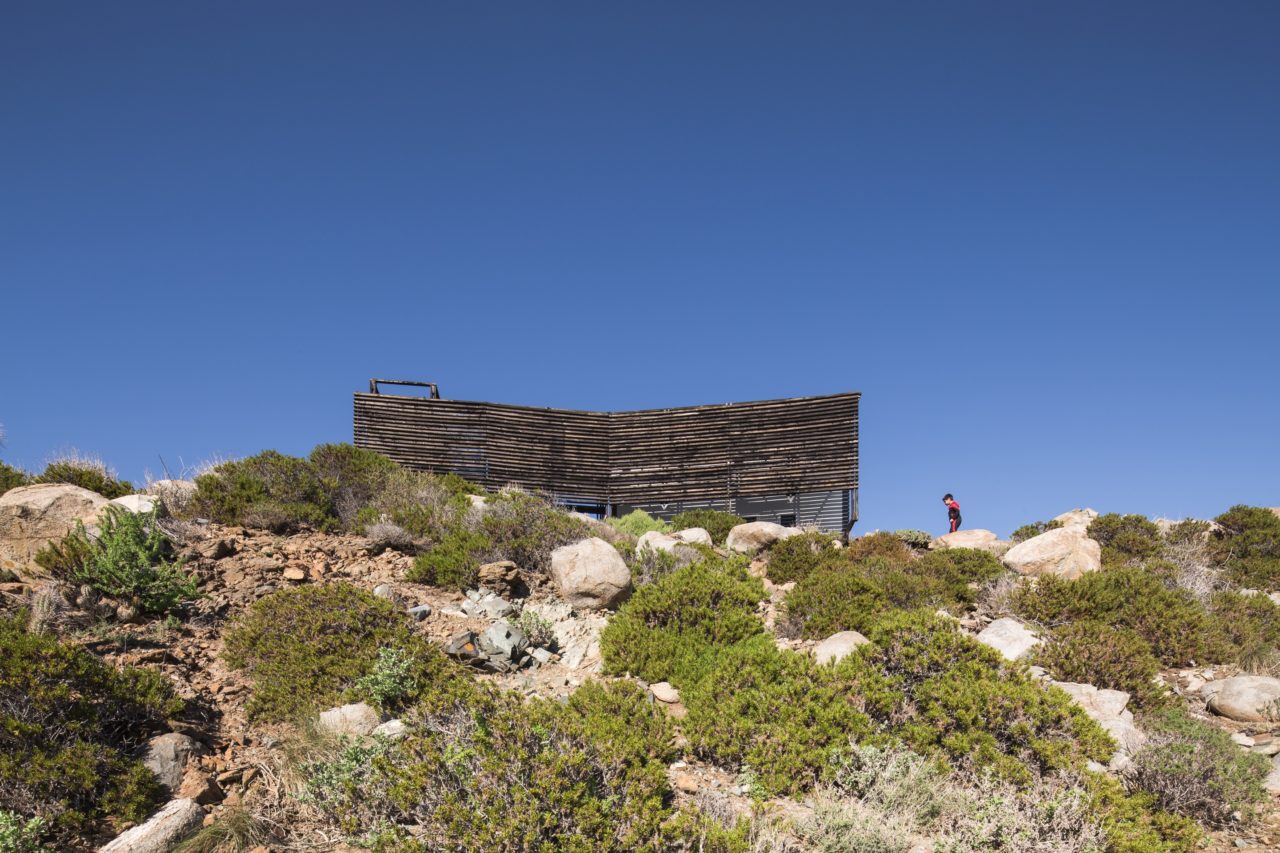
[354,391,859,523]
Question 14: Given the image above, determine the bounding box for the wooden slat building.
[353,385,860,532]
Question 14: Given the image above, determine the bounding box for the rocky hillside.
[2,447,1280,852]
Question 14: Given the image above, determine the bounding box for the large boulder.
[0,483,109,577]
[1052,508,1099,531]
[99,798,204,853]
[1002,527,1101,580]
[929,529,1005,554]
[975,618,1041,661]
[812,630,870,665]
[1208,675,1280,723]
[637,531,684,554]
[1052,681,1143,766]
[142,733,198,793]
[111,494,159,515]
[549,537,632,609]
[673,527,713,547]
[726,521,801,555]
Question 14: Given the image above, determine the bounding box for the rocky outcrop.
[1052,508,1098,530]
[1052,681,1144,766]
[928,529,1006,554]
[110,494,159,515]
[975,618,1041,661]
[0,483,109,577]
[673,527,713,547]
[726,521,801,554]
[549,538,631,609]
[99,798,204,853]
[318,702,381,736]
[1002,527,1101,579]
[812,630,870,665]
[1207,675,1280,723]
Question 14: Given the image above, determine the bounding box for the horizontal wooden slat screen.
[354,391,858,505]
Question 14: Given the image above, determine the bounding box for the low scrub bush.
[0,614,180,842]
[1011,519,1063,542]
[35,507,198,614]
[407,528,492,590]
[845,531,914,562]
[0,462,29,496]
[608,509,672,537]
[1012,566,1230,667]
[1089,514,1163,565]
[306,443,401,528]
[670,508,745,544]
[764,531,843,584]
[34,453,133,499]
[865,611,1114,784]
[353,646,420,712]
[894,529,933,549]
[189,450,332,532]
[601,558,766,688]
[222,583,461,720]
[0,811,50,853]
[1213,505,1280,589]
[682,638,889,796]
[1126,709,1270,827]
[1208,591,1280,668]
[1086,774,1202,853]
[1036,621,1168,708]
[477,490,589,573]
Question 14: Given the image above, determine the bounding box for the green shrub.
[34,507,198,614]
[0,614,180,841]
[1012,566,1230,667]
[1163,519,1211,545]
[911,547,1006,601]
[600,558,766,688]
[34,455,133,499]
[0,462,29,497]
[223,583,459,720]
[1126,709,1270,827]
[369,682,676,851]
[845,531,914,562]
[1213,505,1280,588]
[670,509,745,545]
[516,609,556,648]
[307,443,401,528]
[608,509,671,537]
[1089,514,1163,565]
[894,529,933,549]
[354,647,420,712]
[865,611,1114,783]
[407,529,492,590]
[1209,591,1280,666]
[682,637,889,796]
[764,531,843,584]
[477,491,589,573]
[1011,519,1063,542]
[1036,621,1168,708]
[658,806,751,852]
[1085,774,1202,853]
[189,450,332,531]
[0,811,50,853]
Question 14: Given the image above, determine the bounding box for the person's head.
[942,494,953,502]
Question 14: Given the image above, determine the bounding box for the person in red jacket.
[942,494,962,533]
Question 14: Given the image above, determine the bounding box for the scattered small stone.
[649,681,680,704]
[282,566,307,581]
[373,583,398,601]
[318,702,381,737]
[408,604,433,621]
[674,772,700,794]
[373,719,408,741]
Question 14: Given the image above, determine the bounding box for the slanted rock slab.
[99,798,204,853]
[0,483,109,577]
[110,494,160,515]
[1052,508,1099,530]
[812,630,870,665]
[929,529,1000,551]
[1208,675,1280,723]
[673,527,713,547]
[975,618,1041,661]
[549,537,631,609]
[1002,527,1101,579]
[726,521,801,554]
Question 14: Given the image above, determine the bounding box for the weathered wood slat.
[353,392,858,505]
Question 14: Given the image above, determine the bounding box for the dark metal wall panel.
[353,391,859,511]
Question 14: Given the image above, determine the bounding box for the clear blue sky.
[2,2,1277,537]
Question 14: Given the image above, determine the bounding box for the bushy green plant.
[365,682,676,851]
[894,529,933,549]
[1012,566,1230,667]
[354,647,420,712]
[1208,591,1280,666]
[0,462,29,496]
[1085,773,1202,853]
[682,636,888,796]
[477,491,590,573]
[0,614,179,841]
[35,507,198,614]
[34,456,133,499]
[865,611,1114,783]
[607,509,672,537]
[189,450,332,531]
[1213,505,1280,588]
[1089,514,1163,565]
[307,443,401,528]
[223,583,460,721]
[407,528,492,590]
[1036,621,1168,708]
[845,531,914,562]
[516,609,556,649]
[600,558,766,688]
[670,508,745,544]
[0,811,50,853]
[1011,519,1063,542]
[764,530,843,584]
[1126,709,1270,827]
